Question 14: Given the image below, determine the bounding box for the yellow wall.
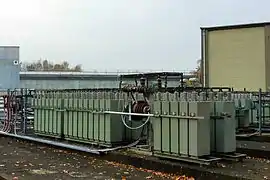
[205,27,266,91]
[265,26,270,91]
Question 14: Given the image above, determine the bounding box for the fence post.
[258,88,262,135]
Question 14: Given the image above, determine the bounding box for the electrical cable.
[121,112,150,130]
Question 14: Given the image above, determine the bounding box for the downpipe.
[202,29,207,87]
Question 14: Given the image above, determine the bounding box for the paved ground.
[0,136,192,180]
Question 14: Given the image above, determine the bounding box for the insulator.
[140,77,146,87]
[157,77,162,88]
[132,101,150,114]
[121,85,149,93]
[124,100,150,121]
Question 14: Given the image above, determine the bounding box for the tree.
[42,59,49,70]
[62,61,69,70]
[73,64,82,72]
[22,59,83,72]
[190,59,202,83]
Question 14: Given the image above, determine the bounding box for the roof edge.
[200,22,270,31]
[0,46,20,48]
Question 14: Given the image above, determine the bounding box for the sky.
[0,0,269,72]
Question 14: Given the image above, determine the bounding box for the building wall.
[0,46,20,89]
[19,72,191,89]
[20,79,181,89]
[265,26,270,90]
[204,27,266,91]
[20,79,120,89]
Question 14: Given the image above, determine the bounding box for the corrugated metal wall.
[0,46,20,89]
[204,27,266,91]
[20,79,119,89]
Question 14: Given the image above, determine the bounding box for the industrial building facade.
[19,71,193,89]
[201,22,270,91]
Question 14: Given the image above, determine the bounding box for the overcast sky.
[0,0,268,72]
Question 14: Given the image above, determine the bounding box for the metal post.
[128,92,132,121]
[23,88,27,134]
[258,88,262,135]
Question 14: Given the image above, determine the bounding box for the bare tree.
[22,59,83,72]
[42,59,49,71]
[73,64,82,72]
[190,59,202,83]
[62,61,70,70]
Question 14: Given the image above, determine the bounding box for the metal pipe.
[104,111,153,117]
[0,131,100,154]
[103,111,204,120]
[258,88,262,135]
[53,108,205,120]
[251,127,270,133]
[128,93,132,121]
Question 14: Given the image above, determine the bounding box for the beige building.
[201,22,270,91]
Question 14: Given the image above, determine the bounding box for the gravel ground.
[0,136,192,180]
[124,149,270,180]
[2,135,270,180]
[237,140,270,150]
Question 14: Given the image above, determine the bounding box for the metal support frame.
[0,131,100,154]
[2,87,252,167]
[258,88,262,135]
[234,88,270,138]
[0,131,141,154]
[35,107,206,120]
[153,151,221,166]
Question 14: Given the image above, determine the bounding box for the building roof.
[200,22,270,31]
[0,46,19,48]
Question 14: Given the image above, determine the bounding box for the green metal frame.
[32,91,126,147]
